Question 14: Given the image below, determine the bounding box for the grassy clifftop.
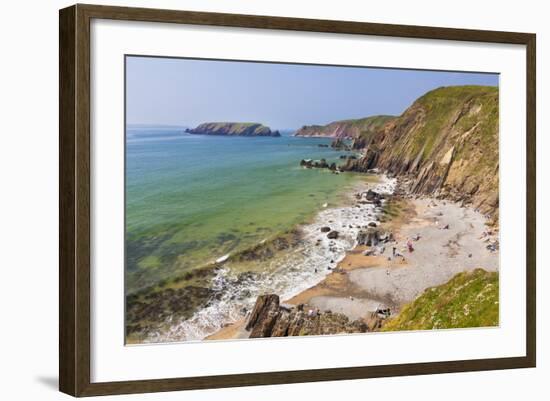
[294,115,395,138]
[344,85,499,221]
[405,85,498,161]
[382,269,499,331]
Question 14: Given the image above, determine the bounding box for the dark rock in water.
[300,158,330,169]
[246,294,370,338]
[315,159,329,168]
[327,230,339,239]
[232,231,301,262]
[320,226,331,233]
[318,144,329,148]
[125,281,217,339]
[365,189,382,201]
[300,158,338,170]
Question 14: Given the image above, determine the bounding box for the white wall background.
[0,0,546,400]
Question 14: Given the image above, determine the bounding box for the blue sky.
[126,56,498,130]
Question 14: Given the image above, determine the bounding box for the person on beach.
[407,239,414,253]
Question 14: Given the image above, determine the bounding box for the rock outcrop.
[186,122,281,137]
[300,158,330,169]
[356,228,381,247]
[342,86,499,222]
[330,137,351,150]
[125,264,220,341]
[294,115,395,138]
[245,294,370,337]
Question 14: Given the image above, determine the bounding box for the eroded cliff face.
[186,122,280,137]
[294,115,395,138]
[343,86,499,222]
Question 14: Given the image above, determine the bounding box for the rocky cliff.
[294,115,395,138]
[343,86,499,222]
[186,122,281,137]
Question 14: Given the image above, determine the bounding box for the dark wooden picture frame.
[59,3,536,397]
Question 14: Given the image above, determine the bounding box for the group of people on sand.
[389,232,421,261]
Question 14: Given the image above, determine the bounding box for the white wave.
[145,175,396,343]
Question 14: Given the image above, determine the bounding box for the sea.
[126,126,382,341]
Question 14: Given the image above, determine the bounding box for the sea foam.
[146,175,396,343]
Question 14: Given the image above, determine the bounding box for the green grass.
[352,115,395,145]
[343,115,395,131]
[352,115,394,134]
[382,268,499,331]
[409,85,498,160]
[298,115,395,138]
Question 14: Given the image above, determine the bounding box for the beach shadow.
[35,376,58,391]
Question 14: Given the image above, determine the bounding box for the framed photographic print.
[59,4,536,397]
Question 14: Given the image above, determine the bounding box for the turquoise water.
[126,128,363,292]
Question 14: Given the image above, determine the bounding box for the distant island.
[186,122,281,137]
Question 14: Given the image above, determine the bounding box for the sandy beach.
[207,185,499,340]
